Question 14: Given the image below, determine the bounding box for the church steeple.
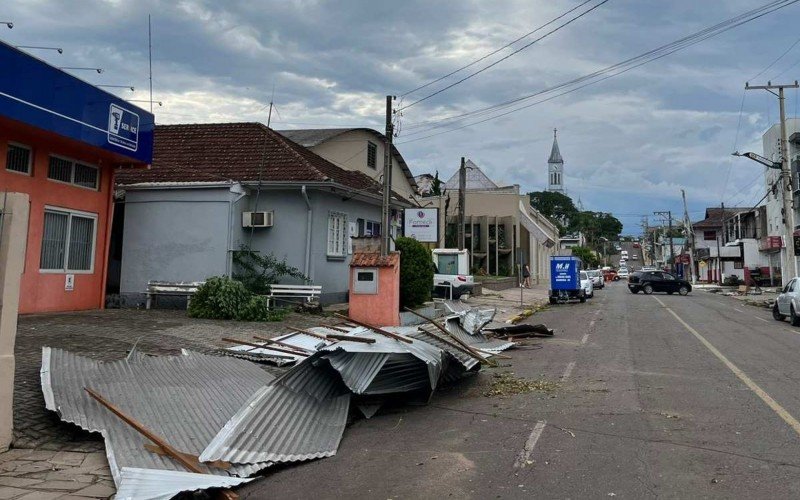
[547,128,564,193]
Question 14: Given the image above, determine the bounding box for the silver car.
[586,269,604,289]
[774,278,800,325]
[580,271,594,299]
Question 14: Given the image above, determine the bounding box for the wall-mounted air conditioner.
[242,211,274,228]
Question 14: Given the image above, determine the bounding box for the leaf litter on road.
[483,372,560,398]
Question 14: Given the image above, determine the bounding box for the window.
[327,211,348,257]
[6,143,31,174]
[40,208,97,272]
[367,141,377,169]
[47,156,99,190]
[436,254,458,275]
[703,230,716,241]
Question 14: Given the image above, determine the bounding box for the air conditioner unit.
[242,211,274,228]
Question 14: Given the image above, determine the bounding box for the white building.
[762,118,800,284]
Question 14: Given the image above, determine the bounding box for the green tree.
[570,246,600,268]
[232,245,307,295]
[395,236,434,309]
[528,191,578,234]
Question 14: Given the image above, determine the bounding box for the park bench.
[145,281,204,310]
[267,284,322,306]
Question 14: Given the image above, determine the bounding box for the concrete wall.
[0,192,30,451]
[120,186,233,306]
[237,187,383,303]
[120,185,384,306]
[309,130,417,201]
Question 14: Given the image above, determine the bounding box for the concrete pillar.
[0,192,29,452]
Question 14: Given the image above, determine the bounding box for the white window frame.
[327,211,348,258]
[47,154,100,191]
[6,142,32,176]
[40,206,98,274]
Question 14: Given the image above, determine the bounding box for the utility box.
[348,252,400,326]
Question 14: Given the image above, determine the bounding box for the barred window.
[6,143,31,174]
[47,156,99,189]
[327,212,348,257]
[40,208,97,272]
[367,141,377,169]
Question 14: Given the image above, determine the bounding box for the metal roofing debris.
[114,467,253,500]
[435,317,516,354]
[41,348,274,495]
[443,300,497,335]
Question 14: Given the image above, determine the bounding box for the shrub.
[188,276,250,320]
[395,237,433,309]
[188,276,290,322]
[233,245,307,295]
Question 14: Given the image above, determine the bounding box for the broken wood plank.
[252,335,315,355]
[325,333,376,344]
[333,313,413,344]
[143,443,231,471]
[221,337,307,358]
[319,323,350,333]
[284,326,329,340]
[403,307,493,365]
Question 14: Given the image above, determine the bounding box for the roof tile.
[350,252,400,268]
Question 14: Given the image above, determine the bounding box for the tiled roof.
[116,123,382,195]
[693,207,749,229]
[349,252,400,268]
[277,128,418,189]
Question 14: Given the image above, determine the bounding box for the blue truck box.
[549,256,585,303]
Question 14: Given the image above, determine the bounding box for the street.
[242,284,800,499]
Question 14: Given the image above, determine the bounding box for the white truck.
[432,249,475,300]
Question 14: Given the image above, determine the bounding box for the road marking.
[561,361,576,380]
[733,308,745,313]
[514,420,547,468]
[580,333,590,345]
[653,296,800,437]
[755,317,769,323]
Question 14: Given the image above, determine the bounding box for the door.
[661,272,679,293]
[779,279,795,315]
[647,272,664,292]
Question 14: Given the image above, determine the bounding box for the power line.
[750,33,800,81]
[399,0,596,98]
[397,0,798,142]
[397,0,609,111]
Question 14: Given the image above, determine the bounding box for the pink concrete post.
[348,252,400,327]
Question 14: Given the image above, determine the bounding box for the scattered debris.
[483,372,560,397]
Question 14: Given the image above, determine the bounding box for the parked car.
[617,268,629,279]
[431,249,474,299]
[773,278,800,325]
[602,269,619,281]
[633,242,641,248]
[586,270,604,289]
[580,271,594,298]
[628,271,691,295]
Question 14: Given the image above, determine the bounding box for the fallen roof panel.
[114,467,252,500]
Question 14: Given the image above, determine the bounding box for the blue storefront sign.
[0,42,154,164]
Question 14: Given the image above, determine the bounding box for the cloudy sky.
[4,0,800,232]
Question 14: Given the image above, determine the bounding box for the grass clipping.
[484,372,560,398]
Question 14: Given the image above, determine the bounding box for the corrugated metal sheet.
[324,351,389,394]
[407,328,481,371]
[200,355,351,465]
[114,467,252,500]
[41,348,274,491]
[439,318,516,353]
[442,301,496,335]
[225,330,333,365]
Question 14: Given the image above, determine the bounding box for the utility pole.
[654,211,674,272]
[746,81,799,285]
[457,157,466,251]
[717,202,725,284]
[380,95,395,256]
[641,216,649,265]
[681,189,696,284]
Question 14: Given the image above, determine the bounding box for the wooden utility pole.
[457,157,466,251]
[381,95,395,256]
[746,81,799,286]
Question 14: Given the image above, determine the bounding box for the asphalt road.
[240,285,800,499]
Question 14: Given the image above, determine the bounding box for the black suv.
[628,271,691,295]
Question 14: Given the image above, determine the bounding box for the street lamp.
[59,67,103,73]
[98,85,135,92]
[731,151,782,169]
[15,45,62,54]
[1,21,12,29]
[128,99,162,106]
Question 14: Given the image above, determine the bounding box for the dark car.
[628,271,691,295]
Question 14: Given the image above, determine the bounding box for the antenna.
[267,83,275,128]
[148,14,153,114]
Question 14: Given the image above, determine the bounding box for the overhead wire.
[397,0,610,111]
[399,0,597,98]
[396,0,799,143]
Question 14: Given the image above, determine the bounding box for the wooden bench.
[268,284,322,306]
[146,281,204,310]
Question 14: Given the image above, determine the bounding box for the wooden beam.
[319,323,350,333]
[333,313,413,344]
[402,307,492,365]
[284,326,329,340]
[325,333,376,344]
[221,337,305,358]
[252,335,314,355]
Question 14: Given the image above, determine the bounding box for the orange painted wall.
[0,117,130,313]
[348,265,401,326]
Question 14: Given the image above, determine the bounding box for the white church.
[547,128,564,193]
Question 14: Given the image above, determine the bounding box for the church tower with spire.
[547,128,564,193]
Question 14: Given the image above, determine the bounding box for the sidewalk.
[2,308,321,500]
[466,284,550,323]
